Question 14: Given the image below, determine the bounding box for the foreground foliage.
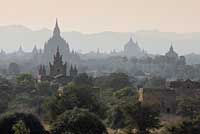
[108,102,161,134]
[167,116,200,134]
[51,108,108,134]
[44,83,107,121]
[12,120,30,134]
[0,112,45,134]
[125,103,161,134]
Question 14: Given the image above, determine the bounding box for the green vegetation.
[95,72,131,90]
[12,120,30,134]
[107,102,161,134]
[73,73,94,87]
[0,77,14,114]
[124,103,161,134]
[51,108,108,134]
[0,112,45,134]
[167,116,200,134]
[44,82,107,121]
[0,72,200,133]
[16,73,35,86]
[176,96,200,119]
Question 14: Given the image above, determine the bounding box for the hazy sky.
[0,0,200,33]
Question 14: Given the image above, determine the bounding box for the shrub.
[51,108,108,134]
[0,112,45,134]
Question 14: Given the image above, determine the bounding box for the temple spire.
[129,36,133,42]
[32,45,38,54]
[170,43,174,52]
[18,45,24,53]
[53,18,60,37]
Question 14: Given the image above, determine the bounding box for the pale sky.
[0,0,200,33]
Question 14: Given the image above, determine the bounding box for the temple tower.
[49,46,67,77]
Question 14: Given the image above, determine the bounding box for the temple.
[165,45,178,59]
[49,46,67,77]
[38,47,78,84]
[38,20,79,84]
[123,37,145,58]
[43,19,80,65]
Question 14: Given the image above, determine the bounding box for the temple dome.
[165,45,178,59]
[124,37,144,58]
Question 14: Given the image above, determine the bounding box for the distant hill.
[1,25,200,64]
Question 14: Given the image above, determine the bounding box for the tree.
[124,102,161,134]
[0,112,45,134]
[36,81,56,96]
[16,73,35,86]
[107,105,127,129]
[73,73,94,87]
[167,116,200,134]
[176,96,200,119]
[7,93,35,113]
[51,108,108,134]
[0,77,13,114]
[43,83,107,121]
[8,62,20,75]
[107,87,138,129]
[114,87,137,100]
[12,120,30,134]
[94,73,131,90]
[144,76,166,88]
[107,101,161,134]
[108,73,131,90]
[15,73,36,93]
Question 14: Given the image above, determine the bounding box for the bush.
[114,87,137,99]
[73,73,94,87]
[12,120,30,134]
[167,116,200,134]
[44,83,107,121]
[95,73,131,90]
[107,105,127,129]
[0,77,14,114]
[176,96,200,119]
[16,73,35,87]
[51,108,108,134]
[0,112,45,134]
[124,102,161,134]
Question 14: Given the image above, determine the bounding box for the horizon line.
[1,24,200,34]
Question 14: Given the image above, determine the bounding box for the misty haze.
[1,0,200,134]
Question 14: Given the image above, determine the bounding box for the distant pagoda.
[165,44,178,59]
[43,19,70,64]
[123,37,145,58]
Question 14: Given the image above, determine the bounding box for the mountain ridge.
[0,25,200,64]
